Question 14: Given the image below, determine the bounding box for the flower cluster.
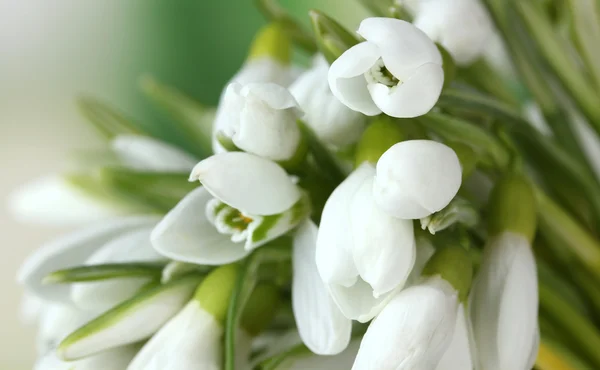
[14,0,600,369]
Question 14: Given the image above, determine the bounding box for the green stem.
[297,120,347,185]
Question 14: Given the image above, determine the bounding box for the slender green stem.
[297,120,347,185]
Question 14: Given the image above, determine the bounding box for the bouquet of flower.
[12,0,600,369]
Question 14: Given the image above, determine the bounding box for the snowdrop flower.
[328,17,443,118]
[403,0,495,65]
[470,173,539,370]
[374,140,462,219]
[152,152,310,265]
[293,220,351,354]
[289,56,366,148]
[216,82,304,162]
[352,276,458,370]
[213,23,295,153]
[316,163,415,322]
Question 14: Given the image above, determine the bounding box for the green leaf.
[77,97,144,139]
[44,263,165,284]
[58,274,203,360]
[297,120,347,185]
[139,75,213,159]
[255,0,318,54]
[568,0,600,92]
[309,10,360,64]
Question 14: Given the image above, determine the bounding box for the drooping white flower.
[469,232,539,370]
[127,301,222,370]
[352,277,458,370]
[316,163,415,322]
[18,216,160,303]
[215,82,303,161]
[328,17,443,118]
[373,140,462,219]
[152,152,310,265]
[403,0,495,65]
[292,220,351,355]
[289,56,366,148]
[70,227,167,311]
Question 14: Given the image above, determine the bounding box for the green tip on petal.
[488,172,537,242]
[436,43,454,89]
[240,283,280,336]
[194,264,239,324]
[248,22,291,64]
[355,116,405,167]
[422,245,473,302]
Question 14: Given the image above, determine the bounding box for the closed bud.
[421,245,473,302]
[355,116,405,167]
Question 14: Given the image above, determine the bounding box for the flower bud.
[194,264,239,324]
[247,23,291,65]
[354,116,404,167]
[217,82,303,162]
[289,56,366,149]
[373,140,462,219]
[421,245,473,302]
[487,172,537,242]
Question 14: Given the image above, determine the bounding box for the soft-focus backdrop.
[0,1,367,368]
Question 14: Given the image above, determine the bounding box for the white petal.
[151,187,249,265]
[352,278,458,370]
[357,17,442,81]
[8,175,124,226]
[18,216,159,302]
[293,221,351,355]
[316,164,374,287]
[111,135,197,172]
[526,327,540,370]
[58,275,201,360]
[290,56,366,148]
[35,345,138,370]
[374,140,462,219]
[233,83,302,161]
[469,232,538,370]
[435,304,473,370]
[20,291,44,326]
[189,152,300,215]
[285,340,361,370]
[37,303,94,354]
[368,62,444,118]
[350,175,415,297]
[328,42,382,116]
[128,302,222,370]
[327,278,398,323]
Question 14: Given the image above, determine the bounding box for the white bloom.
[328,17,443,118]
[292,220,351,355]
[18,216,160,303]
[290,56,366,148]
[8,175,127,226]
[435,304,473,370]
[316,163,415,322]
[70,227,166,311]
[469,232,538,370]
[373,140,462,219]
[35,346,137,370]
[352,277,458,370]
[127,301,222,370]
[152,152,309,265]
[111,135,198,172]
[216,82,303,161]
[404,0,495,65]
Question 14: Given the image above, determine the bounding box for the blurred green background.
[0,0,367,368]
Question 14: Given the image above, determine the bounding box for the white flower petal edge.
[316,163,415,322]
[18,216,160,303]
[374,140,462,219]
[57,275,201,360]
[290,56,366,148]
[189,152,301,215]
[469,232,538,370]
[35,345,138,370]
[71,227,166,311]
[111,135,197,173]
[293,220,351,355]
[151,187,250,265]
[37,303,94,354]
[328,18,443,118]
[8,175,125,226]
[128,301,222,370]
[352,277,458,370]
[435,304,473,370]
